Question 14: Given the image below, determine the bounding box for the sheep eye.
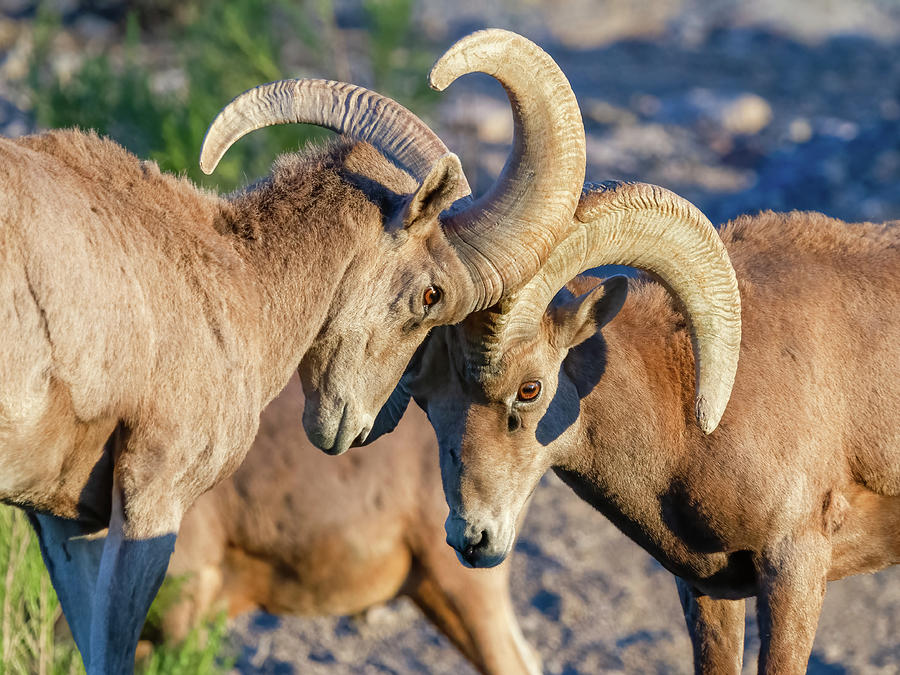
[517,380,541,402]
[423,285,442,311]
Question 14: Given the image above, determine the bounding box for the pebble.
[718,93,772,135]
[789,118,813,143]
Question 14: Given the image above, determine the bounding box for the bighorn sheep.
[0,30,585,673]
[400,181,899,673]
[159,374,539,675]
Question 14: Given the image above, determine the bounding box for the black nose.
[460,529,490,566]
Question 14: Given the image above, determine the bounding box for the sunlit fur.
[0,128,471,534]
[159,375,540,675]
[412,210,899,673]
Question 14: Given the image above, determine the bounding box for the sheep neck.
[223,184,368,407]
[556,284,701,550]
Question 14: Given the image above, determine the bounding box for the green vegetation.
[0,507,81,675]
[26,0,437,192]
[137,612,232,675]
[0,506,233,674]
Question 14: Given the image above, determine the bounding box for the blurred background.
[2,0,900,673]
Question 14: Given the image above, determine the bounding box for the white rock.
[719,93,772,135]
[789,118,813,144]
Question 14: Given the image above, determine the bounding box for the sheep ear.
[402,153,464,232]
[550,276,628,349]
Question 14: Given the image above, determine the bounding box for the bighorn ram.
[400,181,899,673]
[0,30,585,673]
[159,374,539,674]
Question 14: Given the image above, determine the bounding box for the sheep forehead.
[460,331,555,401]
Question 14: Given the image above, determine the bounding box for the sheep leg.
[156,495,228,644]
[26,512,106,667]
[406,558,540,675]
[86,472,176,675]
[754,530,829,675]
[675,576,745,674]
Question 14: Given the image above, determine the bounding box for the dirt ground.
[230,471,900,674]
[3,0,899,672]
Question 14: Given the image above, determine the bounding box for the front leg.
[754,529,830,674]
[88,471,178,674]
[676,577,745,674]
[26,512,106,663]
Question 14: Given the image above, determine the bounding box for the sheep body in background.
[163,375,539,675]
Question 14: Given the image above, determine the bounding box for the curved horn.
[431,29,587,311]
[199,78,470,200]
[475,181,741,434]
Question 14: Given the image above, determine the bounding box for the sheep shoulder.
[1,129,256,424]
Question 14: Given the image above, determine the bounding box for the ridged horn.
[430,29,587,311]
[199,78,470,200]
[475,181,741,434]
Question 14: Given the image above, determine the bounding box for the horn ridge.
[478,181,742,433]
[199,78,470,200]
[430,29,587,312]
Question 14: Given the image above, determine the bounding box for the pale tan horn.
[475,181,742,434]
[199,78,470,200]
[430,29,587,311]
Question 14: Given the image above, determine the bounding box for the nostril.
[463,529,488,558]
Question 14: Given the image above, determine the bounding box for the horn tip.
[695,395,722,434]
[428,65,451,92]
[198,151,218,175]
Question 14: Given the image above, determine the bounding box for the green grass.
[0,507,81,675]
[138,612,233,675]
[0,506,234,674]
[25,0,437,193]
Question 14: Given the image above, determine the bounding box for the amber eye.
[517,380,541,402]
[423,285,442,310]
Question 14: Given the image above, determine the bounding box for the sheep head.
[405,181,742,567]
[199,30,586,455]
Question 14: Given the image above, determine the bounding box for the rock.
[0,0,33,16]
[819,117,859,141]
[789,117,813,144]
[631,93,661,118]
[440,93,512,145]
[686,89,772,135]
[880,99,900,120]
[539,0,686,49]
[0,16,19,51]
[584,99,637,127]
[72,14,116,44]
[718,93,772,135]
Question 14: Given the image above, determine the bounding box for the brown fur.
[0,127,477,671]
[0,128,470,534]
[412,210,899,674]
[159,375,539,674]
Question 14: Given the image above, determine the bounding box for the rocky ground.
[3,1,900,673]
[230,470,900,675]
